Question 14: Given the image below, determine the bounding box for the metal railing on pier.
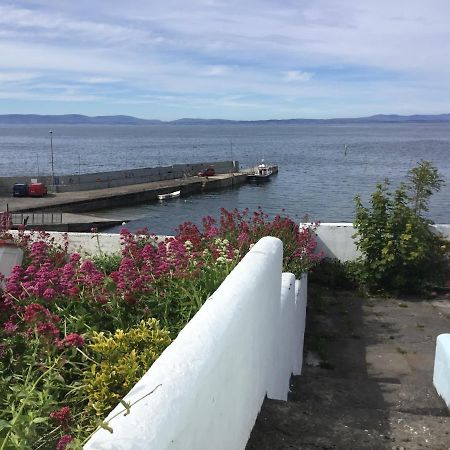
[1,211,63,227]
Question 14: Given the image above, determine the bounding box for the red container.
[28,183,47,197]
[198,167,215,177]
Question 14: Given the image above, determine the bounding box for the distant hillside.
[0,113,449,125]
[0,114,162,125]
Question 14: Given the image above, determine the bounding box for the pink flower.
[23,303,51,323]
[3,320,18,335]
[79,260,95,273]
[43,287,56,300]
[36,322,60,341]
[67,285,80,296]
[50,406,72,427]
[64,333,84,348]
[56,434,73,450]
[69,253,81,263]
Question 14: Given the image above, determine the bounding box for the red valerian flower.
[64,333,84,348]
[56,434,73,450]
[50,406,72,427]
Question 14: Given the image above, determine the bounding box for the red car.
[198,167,215,177]
[28,183,47,197]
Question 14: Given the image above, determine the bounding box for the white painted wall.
[0,242,23,283]
[310,223,450,262]
[7,231,167,256]
[433,334,450,410]
[84,237,308,450]
[8,222,449,260]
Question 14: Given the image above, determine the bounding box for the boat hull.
[157,190,181,200]
[247,174,271,182]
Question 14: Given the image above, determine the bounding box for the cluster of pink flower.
[176,207,322,270]
[0,212,12,232]
[1,210,321,346]
[1,238,105,347]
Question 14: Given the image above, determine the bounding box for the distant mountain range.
[0,113,449,125]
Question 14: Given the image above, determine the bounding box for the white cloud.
[0,0,450,118]
[0,72,39,82]
[282,71,313,82]
[79,77,122,84]
[204,65,231,76]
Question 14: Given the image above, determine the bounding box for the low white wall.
[8,230,169,256]
[8,222,450,260]
[8,230,123,255]
[433,334,450,410]
[311,223,450,262]
[84,237,308,450]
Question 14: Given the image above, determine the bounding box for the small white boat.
[157,190,181,201]
[247,162,273,182]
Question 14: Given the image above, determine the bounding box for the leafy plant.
[92,252,122,275]
[406,160,444,216]
[84,319,171,418]
[352,161,448,294]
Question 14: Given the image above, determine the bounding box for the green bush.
[352,161,448,294]
[92,252,122,275]
[84,319,171,418]
[309,258,356,290]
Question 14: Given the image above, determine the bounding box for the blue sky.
[1,0,450,120]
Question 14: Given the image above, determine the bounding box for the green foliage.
[92,252,122,275]
[406,159,444,216]
[353,161,448,294]
[309,258,356,290]
[84,319,171,418]
[0,339,67,450]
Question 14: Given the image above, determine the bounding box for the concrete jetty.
[0,161,277,231]
[0,172,247,215]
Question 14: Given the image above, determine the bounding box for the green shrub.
[352,161,448,294]
[92,252,122,275]
[309,258,356,290]
[84,319,171,418]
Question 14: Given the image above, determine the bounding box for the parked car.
[28,183,47,197]
[12,183,29,197]
[198,167,215,177]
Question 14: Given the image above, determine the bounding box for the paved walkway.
[247,287,450,449]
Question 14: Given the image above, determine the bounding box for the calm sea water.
[1,123,449,233]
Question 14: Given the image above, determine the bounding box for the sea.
[1,123,449,234]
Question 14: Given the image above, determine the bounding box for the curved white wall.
[84,237,308,450]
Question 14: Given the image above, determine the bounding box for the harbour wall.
[0,160,238,195]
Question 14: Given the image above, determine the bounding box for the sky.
[0,0,450,120]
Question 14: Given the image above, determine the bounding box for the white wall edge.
[433,334,450,411]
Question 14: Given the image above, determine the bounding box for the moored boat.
[157,190,181,200]
[247,162,273,182]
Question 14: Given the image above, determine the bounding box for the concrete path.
[247,287,450,449]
